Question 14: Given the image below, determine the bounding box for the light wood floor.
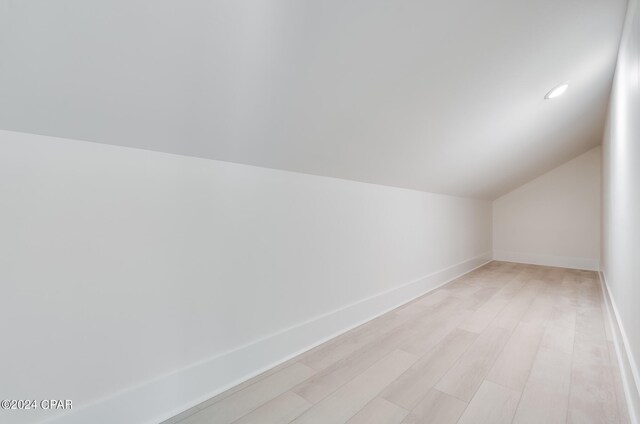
[162,262,630,424]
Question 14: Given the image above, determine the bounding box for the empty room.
[1,0,639,423]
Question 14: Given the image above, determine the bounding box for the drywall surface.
[0,0,627,198]
[493,146,601,270]
[601,0,640,420]
[0,130,491,424]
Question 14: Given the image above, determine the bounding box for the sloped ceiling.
[0,0,628,199]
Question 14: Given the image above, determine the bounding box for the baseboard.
[599,271,640,424]
[492,250,599,271]
[43,252,492,424]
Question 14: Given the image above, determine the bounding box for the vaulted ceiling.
[0,0,628,198]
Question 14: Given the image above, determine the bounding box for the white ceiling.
[0,0,628,199]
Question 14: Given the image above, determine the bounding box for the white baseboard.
[43,252,492,424]
[493,250,599,271]
[599,272,640,424]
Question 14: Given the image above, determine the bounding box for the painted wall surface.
[493,146,601,271]
[0,130,491,424]
[602,0,640,419]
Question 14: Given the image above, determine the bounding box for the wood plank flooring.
[162,262,630,424]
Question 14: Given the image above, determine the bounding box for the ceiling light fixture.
[545,83,569,99]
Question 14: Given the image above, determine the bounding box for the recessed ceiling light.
[545,83,569,99]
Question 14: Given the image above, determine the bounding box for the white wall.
[601,0,640,420]
[0,130,492,424]
[493,146,601,271]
